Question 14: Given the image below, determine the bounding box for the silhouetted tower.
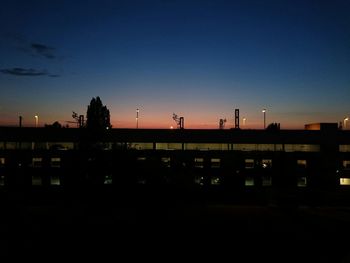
[68,111,85,128]
[173,113,184,129]
[235,109,240,129]
[219,118,227,129]
[19,116,22,128]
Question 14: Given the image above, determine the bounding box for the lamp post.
[136,109,139,129]
[344,117,349,130]
[34,115,38,128]
[243,117,246,127]
[262,109,266,129]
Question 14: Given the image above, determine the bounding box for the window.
[285,144,320,152]
[32,158,43,168]
[161,157,171,168]
[129,143,153,150]
[137,157,146,161]
[233,144,283,151]
[104,174,113,185]
[50,175,60,185]
[5,142,17,150]
[262,176,272,186]
[194,158,204,168]
[340,145,350,152]
[156,143,182,150]
[340,178,350,186]
[245,176,254,186]
[32,175,42,186]
[261,159,272,168]
[297,177,307,187]
[343,160,350,170]
[211,158,221,168]
[48,142,74,150]
[211,176,221,185]
[0,158,5,167]
[51,157,61,168]
[245,159,254,169]
[185,143,228,151]
[194,176,204,186]
[297,160,307,168]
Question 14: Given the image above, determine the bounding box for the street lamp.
[344,117,349,130]
[34,115,38,128]
[262,109,266,129]
[242,117,246,127]
[136,109,139,129]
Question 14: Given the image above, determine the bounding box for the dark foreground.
[1,186,350,262]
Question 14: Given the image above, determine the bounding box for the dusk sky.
[1,0,349,129]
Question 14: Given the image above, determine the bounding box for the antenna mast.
[172,113,184,129]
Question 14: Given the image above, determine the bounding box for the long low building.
[0,124,350,195]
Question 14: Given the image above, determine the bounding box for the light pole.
[136,109,139,129]
[34,115,38,128]
[243,117,246,127]
[262,109,266,129]
[344,117,349,130]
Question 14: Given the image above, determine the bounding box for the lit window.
[340,145,350,152]
[194,176,204,186]
[130,143,153,150]
[285,144,320,152]
[340,178,350,186]
[245,176,254,186]
[262,159,272,168]
[185,143,227,151]
[32,175,42,186]
[211,158,221,168]
[51,157,61,168]
[297,177,307,187]
[104,174,113,185]
[32,157,43,168]
[211,176,221,185]
[194,158,204,168]
[137,157,146,161]
[245,159,254,169]
[0,158,5,167]
[343,161,350,170]
[156,143,182,150]
[50,175,60,185]
[297,160,307,168]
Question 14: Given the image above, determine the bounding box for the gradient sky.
[1,0,349,129]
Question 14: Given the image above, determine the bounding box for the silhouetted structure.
[0,122,349,204]
[235,109,239,129]
[71,111,85,128]
[266,123,280,131]
[172,113,184,129]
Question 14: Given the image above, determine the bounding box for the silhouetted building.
[0,124,349,202]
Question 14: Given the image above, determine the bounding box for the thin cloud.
[0,67,59,77]
[31,43,56,59]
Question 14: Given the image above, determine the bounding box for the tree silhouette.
[86,96,111,131]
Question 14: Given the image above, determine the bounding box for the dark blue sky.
[1,0,349,128]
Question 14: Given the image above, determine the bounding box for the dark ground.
[1,187,350,262]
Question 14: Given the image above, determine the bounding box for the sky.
[0,0,349,129]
